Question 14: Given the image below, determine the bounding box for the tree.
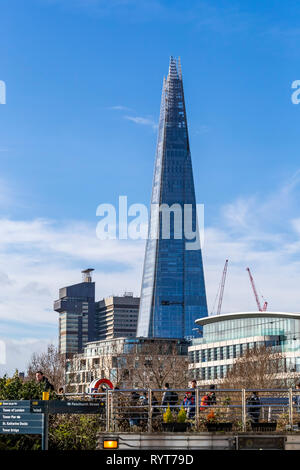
[27,344,65,391]
[222,345,290,389]
[125,341,189,389]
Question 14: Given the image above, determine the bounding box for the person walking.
[247,391,261,423]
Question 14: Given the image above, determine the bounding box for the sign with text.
[32,400,105,414]
[0,401,44,435]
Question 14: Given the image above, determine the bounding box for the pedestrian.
[190,379,197,400]
[142,391,160,419]
[162,383,178,411]
[129,391,141,428]
[208,384,217,406]
[35,371,54,392]
[200,390,210,411]
[182,391,195,419]
[247,391,261,423]
[293,382,300,413]
[186,379,197,418]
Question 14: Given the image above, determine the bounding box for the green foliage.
[0,371,55,400]
[163,404,173,423]
[49,414,102,450]
[177,406,187,423]
[0,372,101,450]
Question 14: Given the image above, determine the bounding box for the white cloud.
[0,338,56,377]
[1,171,300,372]
[0,217,144,329]
[203,172,300,314]
[108,105,132,111]
[124,115,157,130]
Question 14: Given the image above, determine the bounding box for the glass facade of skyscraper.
[137,57,208,340]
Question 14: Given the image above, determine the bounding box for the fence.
[63,388,300,433]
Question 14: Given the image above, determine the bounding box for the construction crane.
[211,259,228,315]
[246,267,268,312]
[217,259,228,315]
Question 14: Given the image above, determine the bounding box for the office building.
[54,270,140,355]
[95,293,140,340]
[137,57,208,340]
[188,311,300,384]
[54,269,96,355]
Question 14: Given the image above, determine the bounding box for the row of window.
[189,340,279,363]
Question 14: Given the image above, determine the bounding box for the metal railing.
[61,387,300,433]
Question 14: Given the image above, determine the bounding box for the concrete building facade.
[54,270,140,356]
[65,337,189,393]
[96,293,139,341]
[54,269,96,355]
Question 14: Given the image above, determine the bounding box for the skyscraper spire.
[137,57,208,340]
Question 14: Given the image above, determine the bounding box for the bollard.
[289,388,293,428]
[106,389,110,432]
[195,388,199,430]
[41,393,49,450]
[242,389,246,432]
[148,388,153,433]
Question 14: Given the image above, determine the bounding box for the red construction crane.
[246,267,268,312]
[217,259,228,315]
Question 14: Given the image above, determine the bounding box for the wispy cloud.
[124,115,157,130]
[1,170,300,371]
[0,217,144,328]
[107,105,132,111]
[204,171,300,314]
[0,338,56,376]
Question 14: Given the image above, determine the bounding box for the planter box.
[162,422,190,432]
[251,422,277,432]
[206,422,233,432]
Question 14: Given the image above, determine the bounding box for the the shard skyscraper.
[137,57,208,340]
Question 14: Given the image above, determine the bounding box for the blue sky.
[1,0,300,373]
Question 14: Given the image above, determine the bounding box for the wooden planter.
[206,422,233,432]
[162,422,190,432]
[251,422,277,432]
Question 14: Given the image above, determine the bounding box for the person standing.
[162,383,178,411]
[247,391,261,423]
[35,371,54,392]
[293,382,300,413]
[208,384,217,406]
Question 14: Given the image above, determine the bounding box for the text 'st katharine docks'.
[137,57,208,340]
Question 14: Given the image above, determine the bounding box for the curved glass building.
[189,311,300,384]
[137,57,208,340]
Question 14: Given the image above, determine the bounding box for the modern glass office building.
[189,311,300,383]
[137,57,208,340]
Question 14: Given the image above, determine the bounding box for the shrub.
[163,405,173,423]
[177,406,187,423]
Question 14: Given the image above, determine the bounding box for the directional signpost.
[0,399,105,450]
[0,400,46,448]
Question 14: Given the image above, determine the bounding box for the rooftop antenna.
[81,268,94,283]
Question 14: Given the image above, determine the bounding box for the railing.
[61,388,300,433]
